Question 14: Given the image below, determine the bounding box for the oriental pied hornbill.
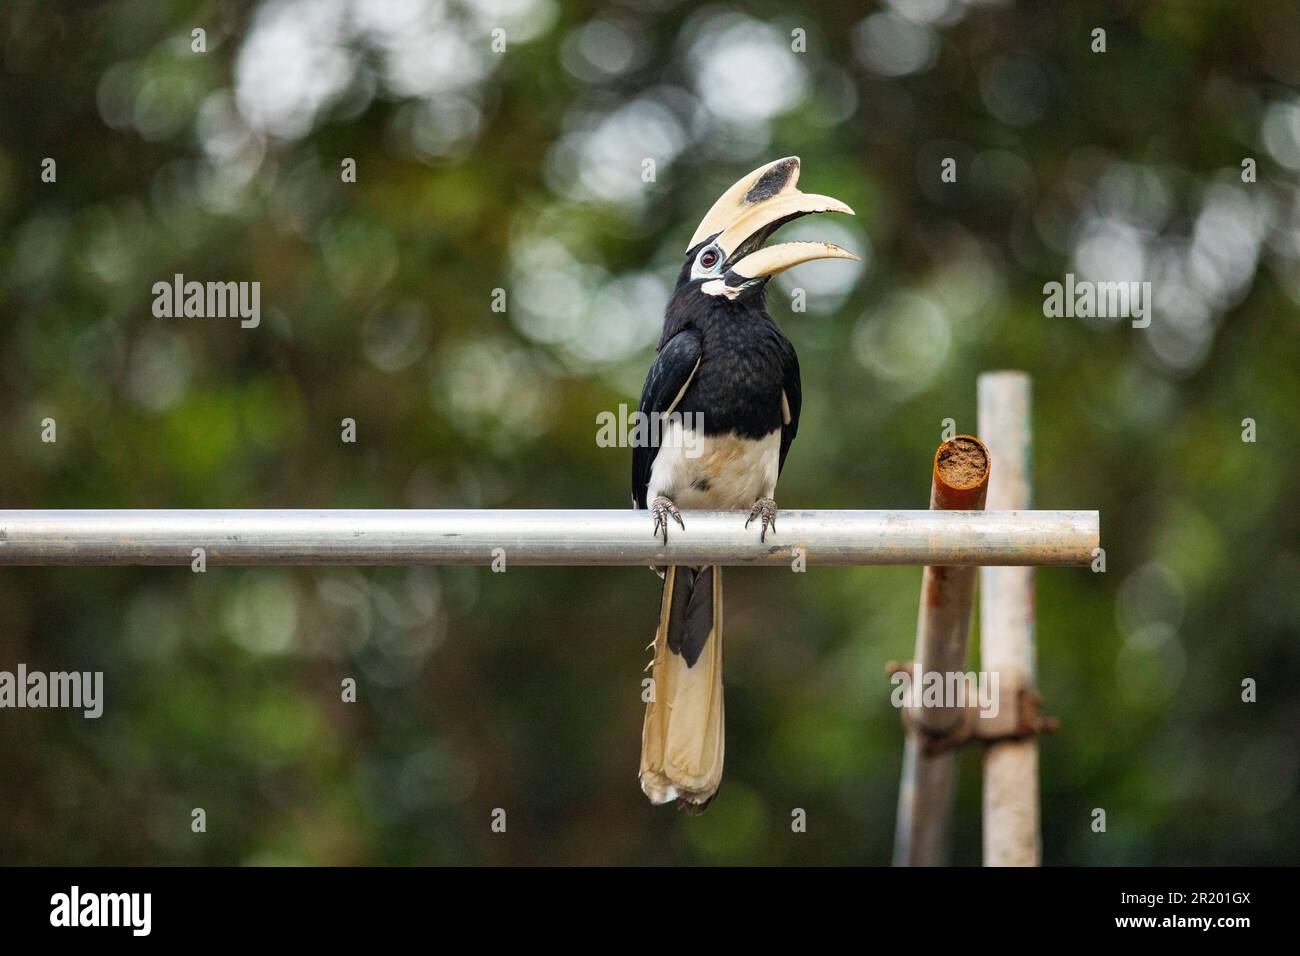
[634,157,857,811]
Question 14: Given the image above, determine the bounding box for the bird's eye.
[700,249,719,269]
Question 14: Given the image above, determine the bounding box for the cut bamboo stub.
[892,435,990,867]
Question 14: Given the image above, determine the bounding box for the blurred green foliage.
[0,0,1297,864]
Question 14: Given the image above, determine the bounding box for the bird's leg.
[651,496,685,544]
[745,497,778,542]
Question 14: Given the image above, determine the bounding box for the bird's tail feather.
[639,565,724,812]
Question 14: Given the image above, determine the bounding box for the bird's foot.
[651,496,685,544]
[745,497,779,542]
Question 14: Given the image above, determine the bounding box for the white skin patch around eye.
[690,245,725,282]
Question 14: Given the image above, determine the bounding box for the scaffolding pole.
[893,436,991,866]
[0,509,1097,567]
[978,372,1042,866]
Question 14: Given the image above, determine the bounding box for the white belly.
[646,423,780,511]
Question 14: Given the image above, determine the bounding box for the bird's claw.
[651,496,685,544]
[746,497,778,542]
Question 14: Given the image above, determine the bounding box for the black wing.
[778,346,802,476]
[631,328,703,509]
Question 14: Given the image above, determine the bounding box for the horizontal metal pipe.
[0,510,1098,567]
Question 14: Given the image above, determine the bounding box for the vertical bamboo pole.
[893,436,990,866]
[977,371,1040,866]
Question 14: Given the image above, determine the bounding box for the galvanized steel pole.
[978,372,1043,866]
[0,509,1097,567]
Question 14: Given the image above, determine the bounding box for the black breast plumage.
[674,309,791,440]
[631,290,803,510]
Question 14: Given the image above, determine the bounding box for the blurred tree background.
[0,0,1297,865]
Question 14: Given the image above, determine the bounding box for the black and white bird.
[634,157,856,811]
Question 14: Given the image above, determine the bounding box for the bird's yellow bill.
[728,241,859,280]
[712,192,853,262]
[688,156,856,281]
